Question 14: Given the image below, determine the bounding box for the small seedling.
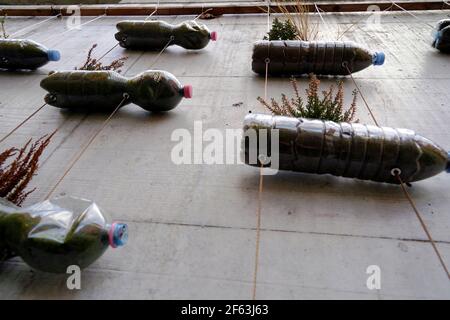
[264,18,299,41]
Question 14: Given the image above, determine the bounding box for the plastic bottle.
[242,113,449,184]
[40,70,193,112]
[115,20,217,50]
[432,19,450,53]
[252,40,385,76]
[0,39,60,71]
[0,196,127,273]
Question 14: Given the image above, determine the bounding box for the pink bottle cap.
[183,85,193,99]
[210,31,218,41]
[108,222,128,248]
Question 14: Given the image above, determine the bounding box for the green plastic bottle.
[0,39,60,70]
[40,70,193,112]
[252,40,385,76]
[242,113,449,184]
[0,196,127,273]
[115,20,217,50]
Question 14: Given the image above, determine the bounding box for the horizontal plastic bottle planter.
[432,19,450,53]
[115,20,217,50]
[242,113,449,184]
[40,70,193,112]
[0,39,60,71]
[252,40,385,76]
[0,197,127,273]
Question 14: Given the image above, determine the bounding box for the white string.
[194,7,213,21]
[59,14,106,36]
[44,95,129,200]
[253,0,271,301]
[390,1,435,29]
[314,3,327,27]
[145,0,160,21]
[9,14,61,38]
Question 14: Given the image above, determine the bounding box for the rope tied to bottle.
[343,62,380,127]
[391,168,450,279]
[252,1,271,300]
[9,14,62,38]
[44,93,129,200]
[149,36,174,69]
[390,1,435,29]
[0,103,48,144]
[145,0,160,21]
[345,62,450,280]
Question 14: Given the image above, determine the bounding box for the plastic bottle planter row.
[115,20,218,50]
[40,70,193,112]
[242,114,449,184]
[0,197,127,273]
[0,39,60,71]
[252,40,385,76]
[432,19,450,53]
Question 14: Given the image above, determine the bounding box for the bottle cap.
[183,85,193,99]
[47,50,61,62]
[433,29,442,47]
[210,31,218,41]
[109,222,128,248]
[372,52,385,66]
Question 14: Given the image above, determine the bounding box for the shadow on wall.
[0,0,121,4]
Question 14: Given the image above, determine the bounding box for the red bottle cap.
[210,31,218,41]
[183,85,193,99]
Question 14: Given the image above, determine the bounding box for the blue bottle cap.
[433,30,442,48]
[372,52,385,66]
[47,50,61,62]
[109,222,128,248]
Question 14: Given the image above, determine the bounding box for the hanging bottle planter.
[0,39,60,71]
[242,113,449,184]
[40,70,193,112]
[0,196,127,273]
[432,19,450,53]
[251,40,385,76]
[115,20,217,50]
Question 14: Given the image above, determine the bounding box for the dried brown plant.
[258,74,358,122]
[76,44,128,73]
[0,133,54,206]
[275,0,319,41]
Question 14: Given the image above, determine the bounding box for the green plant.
[0,14,8,39]
[0,133,54,206]
[76,44,128,72]
[258,74,358,122]
[264,18,298,41]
